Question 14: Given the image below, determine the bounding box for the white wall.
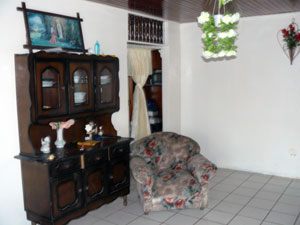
[0,0,129,224]
[180,12,300,178]
[162,21,181,133]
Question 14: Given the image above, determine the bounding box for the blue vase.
[94,41,100,55]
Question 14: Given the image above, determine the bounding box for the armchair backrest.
[130,132,200,171]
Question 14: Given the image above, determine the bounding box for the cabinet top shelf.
[17,51,119,61]
[15,136,132,165]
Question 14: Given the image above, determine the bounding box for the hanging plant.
[197,0,240,59]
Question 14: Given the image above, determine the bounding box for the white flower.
[198,12,210,24]
[231,13,240,23]
[203,51,213,59]
[221,14,232,24]
[227,29,237,38]
[202,33,207,39]
[212,53,219,58]
[218,50,226,57]
[208,32,213,38]
[226,50,237,57]
[218,32,228,39]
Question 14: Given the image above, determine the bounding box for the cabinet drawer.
[50,158,81,177]
[110,145,129,159]
[85,150,107,167]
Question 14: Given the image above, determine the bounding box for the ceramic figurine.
[41,136,51,153]
[98,126,103,136]
[85,120,102,140]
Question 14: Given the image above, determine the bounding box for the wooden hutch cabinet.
[15,52,132,225]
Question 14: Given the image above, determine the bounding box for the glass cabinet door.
[95,62,118,110]
[35,61,67,118]
[69,62,94,114]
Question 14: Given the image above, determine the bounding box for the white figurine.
[98,126,103,136]
[85,123,92,140]
[41,136,51,153]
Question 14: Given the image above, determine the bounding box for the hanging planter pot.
[197,0,240,60]
[213,14,222,27]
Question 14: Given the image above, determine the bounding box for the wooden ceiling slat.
[87,0,300,23]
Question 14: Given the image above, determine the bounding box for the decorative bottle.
[94,41,100,55]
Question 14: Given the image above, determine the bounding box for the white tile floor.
[69,169,300,225]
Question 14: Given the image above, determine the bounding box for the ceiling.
[87,0,300,23]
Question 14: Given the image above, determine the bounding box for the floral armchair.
[130,132,217,214]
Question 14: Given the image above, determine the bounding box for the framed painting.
[18,2,86,53]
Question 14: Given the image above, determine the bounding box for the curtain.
[128,48,152,140]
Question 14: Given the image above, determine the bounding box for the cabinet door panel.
[95,62,119,110]
[84,166,107,204]
[109,158,130,193]
[51,172,83,218]
[35,61,67,118]
[69,62,94,113]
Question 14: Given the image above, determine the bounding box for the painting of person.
[49,26,56,44]
[56,19,64,39]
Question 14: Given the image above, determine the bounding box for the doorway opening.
[128,49,163,136]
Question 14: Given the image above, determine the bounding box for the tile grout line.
[190,169,237,225]
[293,181,300,225]
[220,173,274,225]
[259,178,293,225]
[191,170,253,225]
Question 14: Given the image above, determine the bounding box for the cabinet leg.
[123,196,128,206]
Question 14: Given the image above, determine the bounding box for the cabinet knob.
[86,187,89,191]
[61,86,65,90]
[109,175,113,179]
[78,188,82,193]
[96,156,101,161]
[119,149,124,152]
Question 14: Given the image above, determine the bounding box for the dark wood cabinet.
[68,61,94,114]
[84,165,107,204]
[15,52,132,225]
[95,62,119,110]
[35,61,67,118]
[28,52,119,123]
[51,172,84,218]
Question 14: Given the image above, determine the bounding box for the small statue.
[41,136,51,153]
[98,126,103,136]
[85,120,102,140]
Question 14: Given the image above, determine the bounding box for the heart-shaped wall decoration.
[277,21,300,65]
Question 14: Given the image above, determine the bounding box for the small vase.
[55,128,65,148]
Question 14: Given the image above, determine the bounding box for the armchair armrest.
[130,156,154,198]
[187,154,217,185]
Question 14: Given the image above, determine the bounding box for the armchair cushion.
[187,155,217,185]
[130,156,154,198]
